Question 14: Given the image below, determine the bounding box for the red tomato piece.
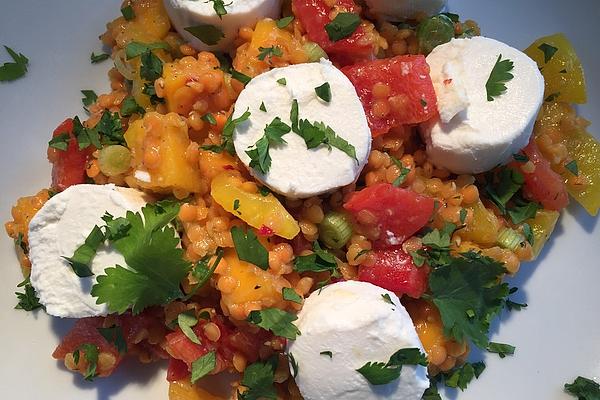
[517,139,569,210]
[167,358,190,382]
[341,55,438,136]
[292,0,377,65]
[344,183,435,248]
[358,247,429,298]
[49,118,92,192]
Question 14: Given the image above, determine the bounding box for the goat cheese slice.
[163,0,281,51]
[232,59,371,198]
[28,184,152,318]
[365,0,446,21]
[287,281,429,400]
[421,36,545,174]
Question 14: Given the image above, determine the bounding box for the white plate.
[0,1,598,399]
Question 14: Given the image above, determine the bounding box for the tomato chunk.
[344,183,435,248]
[358,247,429,298]
[167,358,190,382]
[517,140,569,210]
[292,0,377,65]
[49,118,92,191]
[341,55,438,136]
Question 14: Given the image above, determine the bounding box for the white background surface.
[0,1,598,399]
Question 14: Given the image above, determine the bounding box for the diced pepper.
[459,200,500,246]
[169,379,225,400]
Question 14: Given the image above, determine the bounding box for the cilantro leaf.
[486,341,515,358]
[15,277,43,311]
[231,69,251,85]
[221,108,251,154]
[231,226,269,270]
[276,16,294,29]
[276,77,287,85]
[258,46,283,62]
[565,160,579,176]
[259,102,267,112]
[314,82,331,102]
[565,376,600,400]
[484,167,524,214]
[422,382,442,400]
[191,351,216,384]
[48,133,71,151]
[507,200,540,224]
[98,325,128,354]
[426,252,509,349]
[0,45,28,82]
[290,99,299,133]
[246,117,291,174]
[178,311,201,344]
[140,50,163,82]
[294,241,338,273]
[296,119,357,161]
[143,82,164,105]
[356,348,428,385]
[202,113,217,125]
[207,0,230,18]
[185,249,223,298]
[238,358,278,400]
[381,293,395,305]
[538,43,559,64]
[442,361,486,391]
[247,308,300,340]
[120,96,145,117]
[390,155,410,187]
[125,42,169,59]
[184,25,225,46]
[485,54,514,101]
[288,353,299,378]
[73,343,99,381]
[282,287,302,304]
[91,201,192,314]
[81,90,98,112]
[121,5,135,20]
[90,52,110,64]
[63,225,105,277]
[325,12,361,42]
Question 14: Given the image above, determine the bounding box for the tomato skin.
[292,0,376,64]
[517,140,569,211]
[49,118,92,191]
[358,247,429,298]
[341,55,438,136]
[343,183,435,248]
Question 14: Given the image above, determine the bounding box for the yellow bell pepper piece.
[527,209,560,259]
[169,380,225,400]
[525,33,586,104]
[459,200,500,246]
[211,173,300,239]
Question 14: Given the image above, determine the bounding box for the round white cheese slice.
[232,59,371,198]
[28,184,152,318]
[421,36,545,174]
[365,0,446,21]
[287,281,429,400]
[163,0,281,52]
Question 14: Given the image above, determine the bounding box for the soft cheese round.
[287,281,429,400]
[233,59,371,198]
[28,184,152,318]
[163,0,281,51]
[421,36,545,174]
[365,0,446,21]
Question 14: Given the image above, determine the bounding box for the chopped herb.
[440,12,460,22]
[282,287,302,304]
[48,133,71,151]
[290,99,299,133]
[560,68,568,74]
[238,358,278,400]
[90,52,110,64]
[125,41,169,59]
[246,117,291,174]
[538,42,559,64]
[214,52,232,72]
[459,208,468,224]
[120,96,145,116]
[288,353,299,378]
[142,82,164,105]
[247,308,300,340]
[81,90,98,112]
[186,248,224,298]
[207,0,230,18]
[545,92,561,102]
[258,186,270,196]
[486,342,515,358]
[97,325,127,354]
[73,344,99,381]
[354,248,371,261]
[356,348,428,385]
[221,108,251,154]
[202,113,217,125]
[233,199,241,212]
[522,223,534,246]
[15,277,43,311]
[390,155,410,187]
[140,50,163,81]
[91,201,192,314]
[507,197,540,225]
[63,225,105,277]
[0,45,29,82]
[259,102,267,112]
[325,12,361,42]
[191,351,216,384]
[565,160,579,176]
[484,167,524,214]
[564,376,600,399]
[294,241,338,274]
[258,46,283,62]
[320,351,333,358]
[295,119,357,161]
[178,311,201,344]
[513,153,529,163]
[230,226,269,270]
[422,382,442,400]
[276,77,287,86]
[381,293,395,305]
[121,5,135,20]
[184,24,225,46]
[442,361,486,390]
[315,82,331,102]
[420,98,428,107]
[505,288,528,312]
[231,69,251,85]
[485,54,514,101]
[276,16,295,29]
[14,232,27,252]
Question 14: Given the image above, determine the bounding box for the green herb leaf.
[74,343,99,381]
[356,348,428,385]
[484,167,524,214]
[90,52,110,64]
[48,133,71,151]
[296,119,357,161]
[258,46,283,61]
[276,77,287,85]
[325,12,361,42]
[282,287,302,304]
[545,92,561,102]
[121,5,135,20]
[91,201,192,314]
[294,241,338,274]
[507,200,540,224]
[140,50,163,81]
[259,102,267,112]
[276,16,295,29]
[486,341,515,358]
[202,113,217,125]
[459,208,468,225]
[120,96,145,116]
[81,90,98,112]
[381,293,395,305]
[565,160,579,176]
[247,308,300,340]
[207,0,230,18]
[221,108,251,154]
[191,351,217,384]
[513,153,529,163]
[422,382,442,400]
[290,99,299,133]
[314,82,331,102]
[246,117,291,174]
[184,25,225,46]
[231,69,251,85]
[442,361,486,390]
[142,82,164,105]
[125,41,169,59]
[522,223,534,246]
[98,325,128,354]
[63,225,105,277]
[186,248,223,298]
[288,353,299,378]
[538,43,559,64]
[564,376,600,399]
[15,277,43,311]
[178,311,201,344]
[238,358,278,400]
[230,226,269,270]
[390,155,410,187]
[320,351,333,358]
[0,45,29,82]
[485,54,514,101]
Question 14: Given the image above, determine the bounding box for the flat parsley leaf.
[0,45,29,81]
[140,50,163,82]
[485,54,514,101]
[257,46,283,62]
[125,41,169,59]
[191,351,216,384]
[178,311,201,344]
[184,24,225,46]
[15,277,43,311]
[73,343,99,381]
[293,241,338,274]
[221,108,251,154]
[121,5,135,20]
[276,16,295,29]
[565,376,600,400]
[185,248,223,299]
[538,42,559,64]
[238,357,278,400]
[98,325,128,354]
[246,117,291,174]
[282,287,303,304]
[91,201,192,314]
[81,90,98,112]
[484,167,524,214]
[90,52,110,64]
[356,348,428,385]
[230,226,269,270]
[120,96,145,116]
[63,225,105,277]
[486,341,515,358]
[390,155,410,187]
[325,13,361,42]
[442,361,486,391]
[207,0,230,18]
[48,133,71,151]
[247,308,300,340]
[314,82,331,102]
[296,119,357,161]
